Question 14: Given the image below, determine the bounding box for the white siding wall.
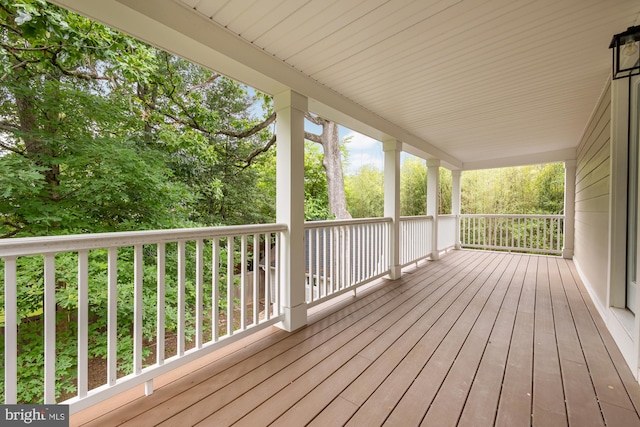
[574,82,611,313]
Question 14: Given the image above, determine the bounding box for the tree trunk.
[321,121,351,219]
[15,72,61,203]
[305,115,352,220]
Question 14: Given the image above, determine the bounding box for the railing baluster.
[307,229,314,302]
[157,243,166,364]
[133,245,143,375]
[340,226,346,289]
[227,237,234,336]
[44,254,56,403]
[322,228,328,298]
[4,256,17,404]
[275,232,281,316]
[264,234,270,320]
[78,250,89,398]
[212,238,220,339]
[107,247,118,387]
[316,228,321,300]
[517,217,521,248]
[240,235,247,330]
[177,241,186,356]
[196,239,204,348]
[253,234,259,326]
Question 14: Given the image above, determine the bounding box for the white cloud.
[344,131,380,151]
[343,131,383,174]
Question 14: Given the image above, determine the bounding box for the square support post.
[274,90,307,331]
[427,159,441,260]
[383,139,402,279]
[452,170,462,250]
[563,160,576,259]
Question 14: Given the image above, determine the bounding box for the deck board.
[71,250,640,427]
[353,253,505,426]
[495,255,536,427]
[420,253,522,426]
[548,258,604,427]
[532,256,568,426]
[457,254,527,427]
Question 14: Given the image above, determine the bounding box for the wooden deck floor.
[71,250,640,426]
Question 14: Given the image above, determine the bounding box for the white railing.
[437,215,457,251]
[0,224,286,413]
[303,218,391,306]
[3,213,564,413]
[460,214,564,255]
[399,216,433,266]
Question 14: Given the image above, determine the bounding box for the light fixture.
[610,25,640,80]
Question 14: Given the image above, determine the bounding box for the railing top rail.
[460,214,564,219]
[400,215,435,221]
[304,217,392,228]
[0,223,288,257]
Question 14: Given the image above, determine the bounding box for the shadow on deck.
[71,250,640,426]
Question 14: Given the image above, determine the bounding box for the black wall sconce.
[610,25,640,80]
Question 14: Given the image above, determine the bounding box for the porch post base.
[388,265,402,280]
[277,303,308,332]
[562,248,574,259]
[431,251,440,261]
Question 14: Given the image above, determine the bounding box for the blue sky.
[341,128,384,175]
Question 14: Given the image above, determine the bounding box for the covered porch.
[70,250,640,426]
[2,0,640,425]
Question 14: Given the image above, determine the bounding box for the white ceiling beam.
[462,148,577,171]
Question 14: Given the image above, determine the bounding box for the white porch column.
[383,139,402,279]
[452,169,462,250]
[274,90,307,331]
[427,159,440,260]
[563,160,576,259]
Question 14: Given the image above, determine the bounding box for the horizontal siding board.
[575,176,610,204]
[576,144,610,189]
[576,83,611,160]
[575,196,610,214]
[577,127,610,180]
[574,74,610,318]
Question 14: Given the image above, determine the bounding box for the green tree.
[0,0,190,237]
[304,142,331,220]
[345,165,384,218]
[0,0,276,236]
[461,163,564,214]
[534,163,565,213]
[0,0,278,403]
[400,157,427,216]
[439,168,452,214]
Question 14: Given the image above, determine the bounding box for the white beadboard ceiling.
[53,0,640,169]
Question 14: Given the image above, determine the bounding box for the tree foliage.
[0,0,276,238]
[345,165,384,218]
[304,114,351,219]
[345,159,564,218]
[461,163,564,214]
[304,142,332,220]
[0,0,278,403]
[400,157,427,216]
